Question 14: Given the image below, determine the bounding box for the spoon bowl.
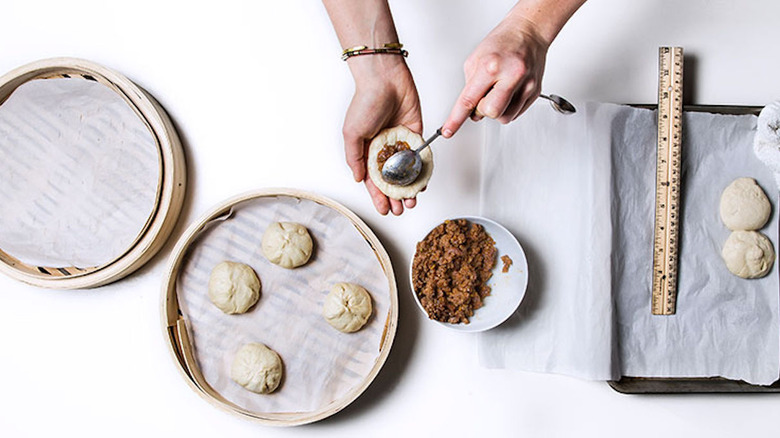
[540,93,577,114]
[381,128,441,186]
[381,149,422,186]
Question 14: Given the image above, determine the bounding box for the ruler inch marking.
[652,46,683,316]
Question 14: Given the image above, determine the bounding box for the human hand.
[442,16,550,137]
[342,55,422,215]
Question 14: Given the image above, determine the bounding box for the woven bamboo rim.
[0,57,186,289]
[161,189,398,426]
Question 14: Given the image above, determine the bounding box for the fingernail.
[443,128,453,137]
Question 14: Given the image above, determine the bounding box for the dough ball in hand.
[230,343,283,394]
[261,222,313,269]
[322,283,373,333]
[722,230,775,279]
[367,125,433,200]
[208,261,261,314]
[719,177,771,231]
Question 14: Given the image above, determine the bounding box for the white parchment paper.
[0,77,159,268]
[479,102,780,385]
[177,196,391,414]
[478,102,618,380]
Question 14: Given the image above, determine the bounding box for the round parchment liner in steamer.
[0,58,186,288]
[162,190,398,426]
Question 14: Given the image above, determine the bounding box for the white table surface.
[2,1,780,436]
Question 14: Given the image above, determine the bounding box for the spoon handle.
[415,128,442,153]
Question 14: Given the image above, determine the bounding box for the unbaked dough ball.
[261,222,313,269]
[208,261,261,314]
[719,177,771,231]
[322,283,373,333]
[230,343,283,394]
[367,125,433,200]
[722,230,775,279]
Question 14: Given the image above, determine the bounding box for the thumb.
[343,132,367,182]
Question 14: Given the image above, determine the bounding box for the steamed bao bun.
[322,283,373,333]
[230,343,283,394]
[261,222,313,269]
[368,125,433,200]
[207,261,261,314]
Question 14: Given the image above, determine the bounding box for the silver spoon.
[539,93,577,114]
[381,128,442,186]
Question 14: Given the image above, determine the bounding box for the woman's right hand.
[442,14,550,138]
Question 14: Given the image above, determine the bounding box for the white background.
[1,1,780,436]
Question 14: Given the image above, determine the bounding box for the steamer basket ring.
[0,57,186,289]
[160,188,398,426]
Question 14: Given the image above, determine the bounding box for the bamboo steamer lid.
[0,58,186,289]
[161,189,399,426]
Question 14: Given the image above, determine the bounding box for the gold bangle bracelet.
[341,43,408,61]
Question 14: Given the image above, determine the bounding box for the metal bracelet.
[341,43,408,61]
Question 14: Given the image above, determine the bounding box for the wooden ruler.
[651,47,684,315]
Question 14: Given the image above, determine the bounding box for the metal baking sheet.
[609,104,780,394]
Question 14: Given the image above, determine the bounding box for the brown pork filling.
[412,219,497,324]
[501,255,513,273]
[376,141,410,171]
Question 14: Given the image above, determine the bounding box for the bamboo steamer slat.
[161,189,399,426]
[0,58,186,289]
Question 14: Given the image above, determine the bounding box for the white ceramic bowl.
[409,216,529,332]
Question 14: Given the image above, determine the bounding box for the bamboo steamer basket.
[0,58,186,289]
[161,189,399,426]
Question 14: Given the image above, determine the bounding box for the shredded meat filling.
[377,141,410,171]
[412,219,497,324]
[501,254,513,273]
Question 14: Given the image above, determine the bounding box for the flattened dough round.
[230,343,283,394]
[368,125,433,200]
[722,230,775,279]
[720,177,771,231]
[261,222,313,269]
[207,261,261,314]
[323,282,373,333]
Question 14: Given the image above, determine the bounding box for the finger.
[511,81,541,122]
[403,198,417,209]
[389,198,404,216]
[498,94,526,124]
[364,178,390,215]
[476,82,517,120]
[442,73,496,138]
[498,82,534,123]
[470,108,485,122]
[343,131,367,182]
